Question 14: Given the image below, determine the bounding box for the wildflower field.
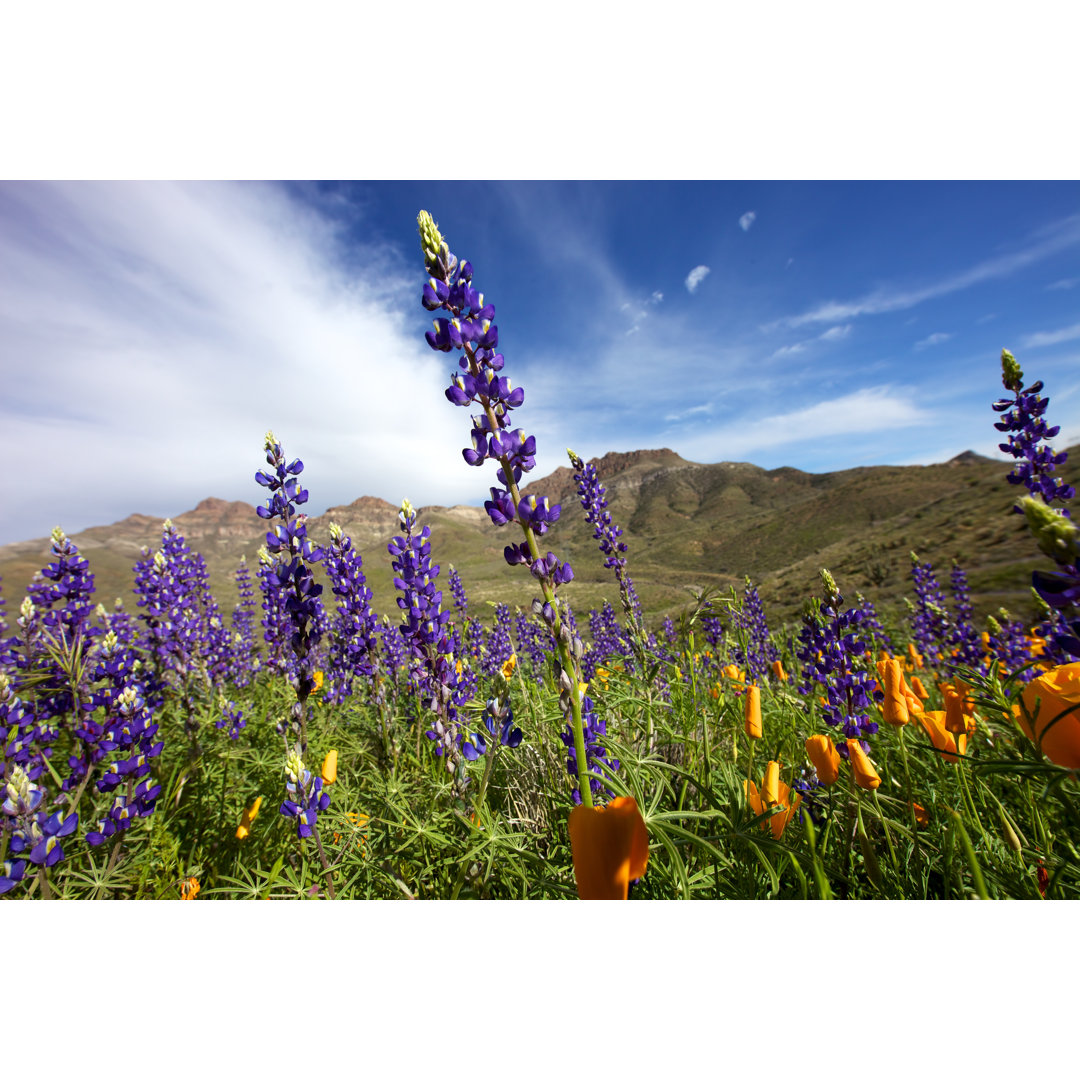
[4,212,1080,903]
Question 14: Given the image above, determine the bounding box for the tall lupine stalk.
[947,563,982,669]
[569,449,643,631]
[856,593,893,658]
[730,578,779,682]
[418,210,598,807]
[254,432,324,754]
[388,500,486,792]
[254,432,334,896]
[230,556,257,688]
[994,349,1080,658]
[323,521,380,705]
[798,570,880,754]
[257,544,295,681]
[909,552,951,664]
[482,603,515,679]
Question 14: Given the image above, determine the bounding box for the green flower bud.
[417,210,444,268]
[1001,347,1024,392]
[1018,495,1080,563]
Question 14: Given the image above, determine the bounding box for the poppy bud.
[910,676,929,700]
[805,734,841,786]
[236,795,263,840]
[846,739,881,790]
[744,684,762,739]
[771,659,788,682]
[321,750,338,785]
[881,659,910,726]
[568,796,650,900]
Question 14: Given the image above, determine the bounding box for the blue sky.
[2,180,1079,546]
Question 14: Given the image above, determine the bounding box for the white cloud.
[664,402,714,423]
[775,213,1080,329]
[915,332,952,350]
[771,342,806,359]
[1047,278,1078,291]
[685,265,711,293]
[819,324,852,342]
[1020,322,1080,349]
[739,210,756,232]
[651,290,664,304]
[0,181,479,546]
[677,385,933,462]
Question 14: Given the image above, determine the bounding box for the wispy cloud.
[685,265,711,293]
[915,332,952,350]
[739,211,756,232]
[677,385,933,462]
[0,182,476,545]
[1047,278,1078,291]
[819,324,852,342]
[771,343,806,359]
[775,213,1080,329]
[1020,322,1080,349]
[664,402,714,423]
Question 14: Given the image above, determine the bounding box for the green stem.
[310,823,337,900]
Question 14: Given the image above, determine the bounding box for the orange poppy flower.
[942,687,976,736]
[1018,662,1080,769]
[879,658,909,726]
[236,795,263,840]
[181,876,200,900]
[907,643,924,669]
[910,676,929,700]
[321,750,338,785]
[771,659,788,682]
[723,664,746,689]
[744,684,762,739]
[845,739,881,790]
[916,710,967,763]
[805,734,841,786]
[568,796,650,900]
[911,802,930,827]
[745,761,802,839]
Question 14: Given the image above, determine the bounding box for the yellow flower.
[878,658,910,726]
[312,670,324,693]
[236,795,263,840]
[915,710,967,764]
[321,750,338,785]
[501,654,517,679]
[180,876,200,900]
[596,667,611,688]
[805,734,841,786]
[745,761,802,839]
[1019,662,1080,769]
[568,796,650,900]
[744,684,762,739]
[845,739,881,790]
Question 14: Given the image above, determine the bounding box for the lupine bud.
[1019,496,1079,563]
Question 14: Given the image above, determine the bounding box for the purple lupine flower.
[855,593,893,658]
[214,695,246,740]
[482,603,515,678]
[230,556,257,688]
[558,688,619,805]
[379,617,408,679]
[982,611,1040,683]
[946,564,982,670]
[447,565,469,618]
[257,545,296,681]
[569,449,643,627]
[323,521,380,704]
[662,617,678,647]
[798,569,880,753]
[729,578,779,682]
[389,499,481,785]
[513,608,551,684]
[279,749,330,840]
[909,553,951,664]
[994,348,1074,513]
[419,210,603,804]
[583,601,632,681]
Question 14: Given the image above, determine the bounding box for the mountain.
[2,447,1076,636]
